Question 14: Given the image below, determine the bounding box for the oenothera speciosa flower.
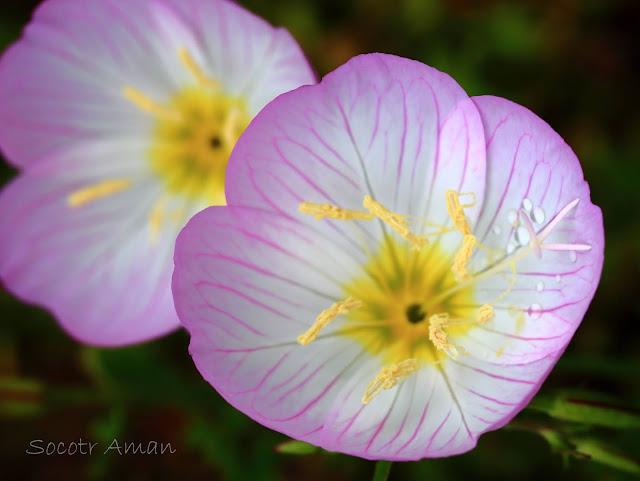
[172,54,604,459]
[0,0,315,345]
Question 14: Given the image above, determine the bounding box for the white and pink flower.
[173,53,604,460]
[0,0,315,345]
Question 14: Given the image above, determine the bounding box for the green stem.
[372,461,393,481]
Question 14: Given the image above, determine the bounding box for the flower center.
[123,48,251,206]
[340,237,475,366]
[295,192,592,404]
[65,48,251,245]
[148,86,250,205]
[405,304,426,324]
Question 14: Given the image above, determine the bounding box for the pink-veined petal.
[0,143,179,345]
[174,206,375,444]
[317,351,555,460]
[173,203,560,460]
[226,54,486,254]
[318,361,474,460]
[0,0,315,167]
[0,0,316,346]
[158,0,316,114]
[0,0,177,166]
[449,96,604,364]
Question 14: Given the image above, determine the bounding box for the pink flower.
[0,0,315,345]
[172,53,604,460]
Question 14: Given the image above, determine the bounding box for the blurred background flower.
[1,0,638,480]
[0,0,315,346]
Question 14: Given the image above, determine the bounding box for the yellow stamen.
[428,313,465,360]
[446,190,475,235]
[122,86,182,122]
[363,195,428,250]
[222,109,242,147]
[149,197,168,245]
[178,47,220,89]
[297,297,362,345]
[477,304,494,324]
[149,198,186,246]
[299,202,375,221]
[452,234,476,280]
[362,359,420,404]
[67,178,131,208]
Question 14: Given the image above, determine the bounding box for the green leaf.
[372,461,393,481]
[507,418,640,475]
[273,439,320,455]
[571,438,640,474]
[528,390,640,429]
[535,427,575,453]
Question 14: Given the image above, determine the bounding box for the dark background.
[1,0,639,480]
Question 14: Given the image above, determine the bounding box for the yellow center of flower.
[147,86,250,205]
[66,48,251,243]
[123,48,251,205]
[340,237,475,365]
[296,191,592,404]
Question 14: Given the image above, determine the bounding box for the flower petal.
[0,0,178,166]
[0,0,315,167]
[316,352,555,460]
[0,143,178,345]
[159,0,316,114]
[226,53,486,239]
[174,206,374,443]
[450,96,604,364]
[318,362,475,460]
[173,203,558,459]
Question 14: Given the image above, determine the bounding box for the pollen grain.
[363,195,428,250]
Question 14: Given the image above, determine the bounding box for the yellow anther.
[122,86,182,122]
[149,198,185,246]
[178,47,220,89]
[150,208,162,244]
[149,197,169,245]
[445,190,475,235]
[362,359,420,404]
[222,109,243,147]
[404,232,429,250]
[452,234,476,280]
[299,202,375,221]
[297,297,362,346]
[363,196,428,250]
[67,178,131,208]
[429,312,449,327]
[428,313,464,360]
[477,304,494,324]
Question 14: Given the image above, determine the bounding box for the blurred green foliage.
[1,0,639,480]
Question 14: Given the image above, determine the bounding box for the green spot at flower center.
[406,303,427,324]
